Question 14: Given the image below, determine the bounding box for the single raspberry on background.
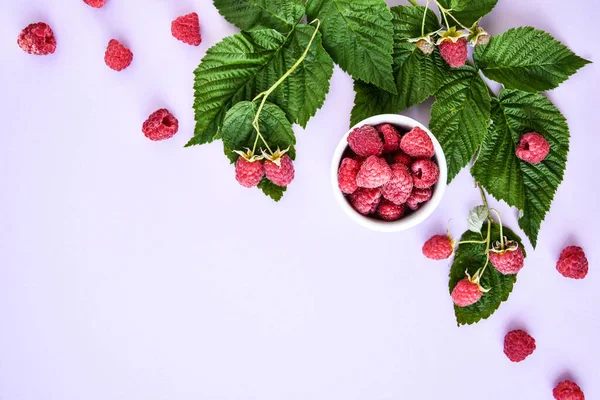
[490,247,525,275]
[377,200,405,221]
[399,126,435,158]
[104,39,133,71]
[411,159,440,189]
[17,23,56,55]
[235,157,264,188]
[356,156,392,189]
[516,132,550,164]
[350,188,382,215]
[423,234,454,260]
[451,278,482,307]
[439,37,468,68]
[172,12,202,46]
[504,330,536,362]
[556,246,588,279]
[407,188,433,210]
[264,155,295,187]
[391,151,413,166]
[338,158,361,194]
[83,0,107,8]
[553,380,585,400]
[376,124,401,153]
[381,163,413,205]
[142,109,179,141]
[348,125,383,157]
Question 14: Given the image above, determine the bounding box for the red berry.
[381,163,413,205]
[350,188,381,215]
[377,199,405,221]
[356,156,392,189]
[17,23,56,55]
[490,247,525,275]
[557,246,588,279]
[516,132,550,164]
[503,329,536,362]
[235,158,264,188]
[406,188,433,210]
[338,157,361,194]
[399,126,435,158]
[423,234,454,260]
[376,123,401,153]
[553,380,585,400]
[411,159,440,189]
[104,39,133,71]
[142,109,179,141]
[83,0,107,8]
[172,12,202,46]
[439,37,468,68]
[451,278,482,307]
[348,125,383,157]
[264,155,295,187]
[391,151,413,166]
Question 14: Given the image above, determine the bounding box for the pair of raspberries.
[338,124,440,221]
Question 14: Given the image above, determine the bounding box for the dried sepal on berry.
[234,148,265,188]
[263,148,295,187]
[423,233,456,260]
[468,25,490,46]
[451,269,489,307]
[435,27,469,45]
[233,148,264,163]
[489,237,525,275]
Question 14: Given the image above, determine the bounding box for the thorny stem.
[421,0,431,37]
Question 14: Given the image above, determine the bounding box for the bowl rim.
[331,114,448,233]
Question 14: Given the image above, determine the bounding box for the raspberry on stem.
[451,269,489,307]
[423,234,455,260]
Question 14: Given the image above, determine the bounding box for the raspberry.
[556,246,588,279]
[553,380,585,400]
[407,188,433,210]
[83,0,107,8]
[399,126,435,158]
[439,37,468,68]
[235,157,264,188]
[348,125,383,157]
[411,159,440,189]
[142,109,179,141]
[172,12,202,46]
[17,23,56,55]
[264,155,295,187]
[350,188,382,215]
[490,247,525,275]
[416,38,435,55]
[377,199,405,221]
[451,278,482,307]
[391,151,413,166]
[423,234,454,260]
[356,156,392,189]
[104,39,133,71]
[503,330,536,362]
[381,163,413,205]
[376,123,401,153]
[338,158,361,194]
[516,132,550,164]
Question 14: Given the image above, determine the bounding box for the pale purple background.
[0,0,598,399]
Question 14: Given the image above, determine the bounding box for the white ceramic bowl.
[331,114,447,232]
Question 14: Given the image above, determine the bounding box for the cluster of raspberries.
[337,124,440,221]
[235,154,295,189]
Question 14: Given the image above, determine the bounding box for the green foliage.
[467,205,488,233]
[213,0,305,33]
[258,178,286,201]
[437,0,498,27]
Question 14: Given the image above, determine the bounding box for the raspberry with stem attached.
[423,234,455,260]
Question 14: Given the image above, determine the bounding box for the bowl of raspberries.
[332,114,447,232]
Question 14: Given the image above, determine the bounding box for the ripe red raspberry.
[504,329,536,362]
[350,188,381,215]
[356,156,392,189]
[439,37,468,68]
[17,23,56,55]
[556,246,588,279]
[399,126,435,158]
[104,39,133,71]
[235,157,264,188]
[381,163,413,205]
[376,123,401,153]
[391,151,413,166]
[172,12,202,46]
[407,188,433,210]
[423,234,454,260]
[490,247,525,275]
[411,159,440,189]
[377,199,405,221]
[516,132,550,164]
[83,0,107,8]
[142,109,179,141]
[338,157,361,194]
[264,155,295,187]
[451,278,483,307]
[348,125,383,157]
[553,380,585,400]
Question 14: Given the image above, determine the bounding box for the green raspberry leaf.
[213,0,305,33]
[474,27,591,93]
[467,205,489,233]
[306,0,397,94]
[258,178,286,201]
[189,26,333,146]
[437,0,498,27]
[429,66,491,182]
[220,101,296,163]
[450,223,525,326]
[471,89,569,247]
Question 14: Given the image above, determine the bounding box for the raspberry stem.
[490,208,505,249]
[421,0,431,37]
[408,0,420,6]
[433,0,470,31]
